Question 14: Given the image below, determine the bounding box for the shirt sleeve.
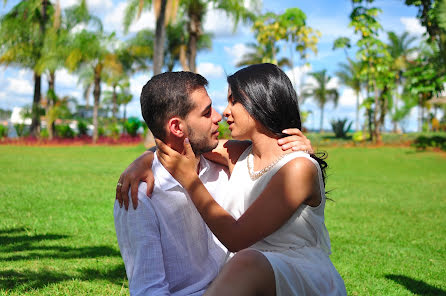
[114,187,170,296]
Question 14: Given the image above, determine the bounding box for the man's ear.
[167,117,185,138]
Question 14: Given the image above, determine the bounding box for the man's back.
[114,154,229,295]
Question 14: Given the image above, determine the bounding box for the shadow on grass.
[0,227,126,292]
[321,135,353,141]
[0,263,126,292]
[386,274,446,296]
[0,227,120,261]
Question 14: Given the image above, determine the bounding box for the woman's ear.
[167,117,185,138]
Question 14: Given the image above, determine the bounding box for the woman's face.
[223,87,256,140]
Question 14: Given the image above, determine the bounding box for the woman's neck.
[250,130,287,171]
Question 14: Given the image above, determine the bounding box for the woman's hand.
[116,150,155,210]
[155,138,200,189]
[278,129,313,154]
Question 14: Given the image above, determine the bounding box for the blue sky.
[0,0,426,131]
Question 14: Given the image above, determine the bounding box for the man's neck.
[165,137,201,172]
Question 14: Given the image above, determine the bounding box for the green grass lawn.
[0,145,445,295]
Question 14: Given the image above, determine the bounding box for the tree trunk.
[48,71,56,139]
[393,88,399,133]
[188,14,200,73]
[319,105,324,133]
[92,66,101,143]
[123,105,127,127]
[179,45,190,71]
[418,94,422,132]
[372,79,381,144]
[112,84,118,122]
[355,91,360,132]
[30,72,41,137]
[153,0,168,75]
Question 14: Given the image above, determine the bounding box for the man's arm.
[114,185,170,296]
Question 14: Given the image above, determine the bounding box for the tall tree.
[302,70,339,133]
[336,59,363,131]
[252,8,319,65]
[236,42,292,68]
[124,0,179,75]
[0,0,53,137]
[181,0,260,72]
[66,30,121,143]
[387,31,417,132]
[349,1,394,143]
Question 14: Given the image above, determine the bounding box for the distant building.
[74,105,109,119]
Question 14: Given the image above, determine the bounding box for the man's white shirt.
[114,153,229,296]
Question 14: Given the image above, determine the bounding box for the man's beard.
[187,125,217,155]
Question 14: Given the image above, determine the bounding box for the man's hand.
[277,129,314,154]
[116,150,155,210]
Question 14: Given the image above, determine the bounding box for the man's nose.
[212,108,222,123]
[223,105,230,118]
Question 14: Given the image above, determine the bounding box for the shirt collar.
[153,153,210,191]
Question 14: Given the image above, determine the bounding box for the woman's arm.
[117,129,313,210]
[203,129,313,174]
[116,149,155,210]
[156,139,319,252]
[202,140,251,174]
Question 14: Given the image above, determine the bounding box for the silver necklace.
[247,153,286,180]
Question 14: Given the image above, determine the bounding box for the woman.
[155,63,346,295]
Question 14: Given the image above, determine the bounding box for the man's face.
[184,87,222,155]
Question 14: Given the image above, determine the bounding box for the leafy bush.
[124,117,142,137]
[413,135,446,151]
[0,124,7,138]
[55,124,75,138]
[330,118,352,138]
[218,121,232,139]
[106,123,120,140]
[14,124,29,137]
[77,120,88,136]
[352,131,370,143]
[98,126,105,137]
[40,128,49,139]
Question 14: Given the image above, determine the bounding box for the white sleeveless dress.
[223,145,347,296]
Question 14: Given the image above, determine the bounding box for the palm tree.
[0,0,53,137]
[302,70,339,133]
[387,31,417,132]
[164,19,212,71]
[124,0,179,75]
[66,29,121,143]
[236,42,292,68]
[182,0,259,72]
[335,59,363,131]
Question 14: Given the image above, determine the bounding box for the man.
[114,72,229,295]
[114,71,313,295]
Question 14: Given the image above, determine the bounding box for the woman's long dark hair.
[227,63,328,185]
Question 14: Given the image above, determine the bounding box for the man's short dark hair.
[140,71,208,140]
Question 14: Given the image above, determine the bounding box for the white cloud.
[60,0,79,9]
[197,62,225,79]
[327,76,339,89]
[128,10,156,33]
[285,64,313,93]
[214,104,227,114]
[61,0,112,12]
[339,87,362,107]
[224,43,251,66]
[55,69,78,88]
[400,17,426,36]
[103,2,155,34]
[203,8,250,37]
[88,0,113,10]
[130,74,150,98]
[7,78,33,96]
